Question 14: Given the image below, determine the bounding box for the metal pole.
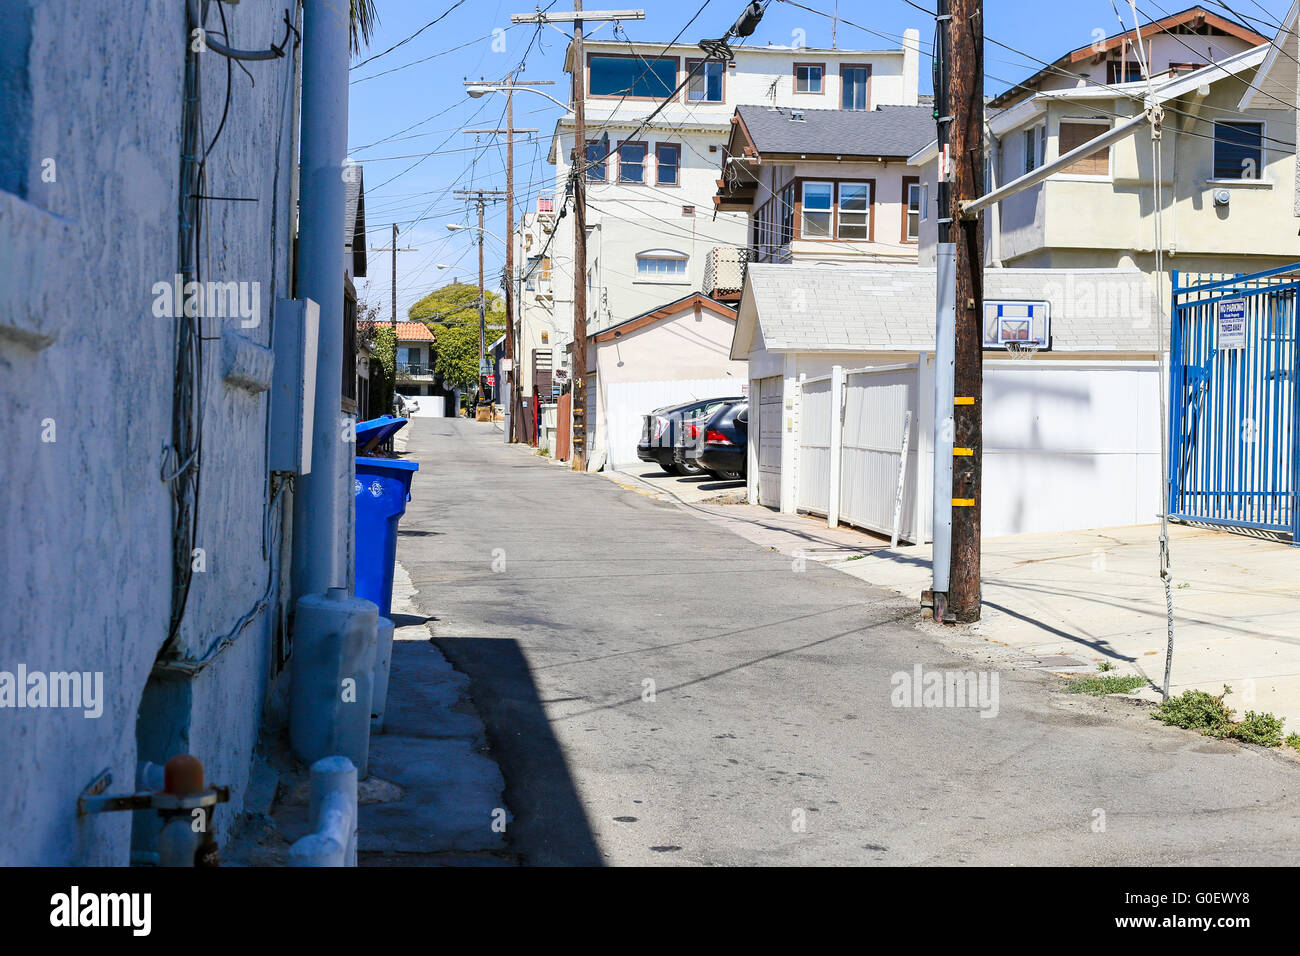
[571,0,589,471]
[948,0,984,623]
[390,223,397,327]
[292,0,350,602]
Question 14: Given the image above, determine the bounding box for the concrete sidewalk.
[606,469,1300,735]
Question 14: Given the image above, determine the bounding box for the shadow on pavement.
[431,636,604,866]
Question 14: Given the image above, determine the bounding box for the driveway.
[395,418,1300,866]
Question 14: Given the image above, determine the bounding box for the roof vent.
[791,110,806,122]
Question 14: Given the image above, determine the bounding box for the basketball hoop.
[1005,341,1042,359]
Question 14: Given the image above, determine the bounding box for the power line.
[351,0,473,70]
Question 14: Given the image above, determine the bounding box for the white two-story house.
[513,31,923,453]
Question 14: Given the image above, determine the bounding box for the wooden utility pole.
[453,188,506,409]
[370,224,417,327]
[948,0,984,622]
[505,81,519,441]
[570,0,589,470]
[463,79,551,442]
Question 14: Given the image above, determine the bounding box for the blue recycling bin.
[354,416,419,618]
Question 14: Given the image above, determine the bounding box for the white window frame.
[905,182,922,241]
[635,249,690,283]
[1209,119,1268,184]
[836,181,871,241]
[801,180,834,238]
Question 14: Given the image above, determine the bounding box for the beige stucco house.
[909,7,1297,278]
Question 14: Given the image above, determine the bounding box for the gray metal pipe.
[292,0,351,601]
[962,111,1150,219]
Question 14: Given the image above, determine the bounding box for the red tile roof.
[392,321,434,342]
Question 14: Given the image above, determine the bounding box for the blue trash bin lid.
[355,415,408,454]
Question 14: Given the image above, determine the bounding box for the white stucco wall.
[594,301,746,466]
[0,0,300,864]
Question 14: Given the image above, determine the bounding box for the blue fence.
[1168,265,1300,541]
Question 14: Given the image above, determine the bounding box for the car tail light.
[705,430,732,445]
[686,423,700,439]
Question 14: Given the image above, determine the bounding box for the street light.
[466,84,572,111]
[446,222,507,246]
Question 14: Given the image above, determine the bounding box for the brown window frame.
[586,51,680,102]
[615,139,649,184]
[793,62,826,95]
[792,176,876,243]
[839,63,872,110]
[683,57,726,104]
[654,141,682,186]
[901,175,921,243]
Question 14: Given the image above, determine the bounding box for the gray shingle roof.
[737,105,936,159]
[737,264,1162,355]
[344,165,367,278]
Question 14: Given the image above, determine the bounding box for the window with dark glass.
[795,64,823,93]
[655,143,680,185]
[779,183,796,244]
[617,142,647,183]
[841,66,869,110]
[1106,60,1143,84]
[1213,121,1263,180]
[585,139,608,181]
[588,55,676,98]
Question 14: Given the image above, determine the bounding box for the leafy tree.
[431,321,482,393]
[408,281,503,329]
[408,282,507,401]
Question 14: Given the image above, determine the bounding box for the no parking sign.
[1217,299,1246,350]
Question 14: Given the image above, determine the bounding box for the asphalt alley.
[395,418,1300,866]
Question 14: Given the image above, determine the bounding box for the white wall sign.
[1217,299,1246,350]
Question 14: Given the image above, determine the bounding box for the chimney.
[902,28,920,106]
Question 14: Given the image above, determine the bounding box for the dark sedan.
[637,396,744,476]
[697,401,748,479]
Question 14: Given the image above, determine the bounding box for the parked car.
[678,399,745,477]
[697,402,748,480]
[638,396,743,476]
[395,393,420,416]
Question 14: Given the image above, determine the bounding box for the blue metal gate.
[1169,265,1300,541]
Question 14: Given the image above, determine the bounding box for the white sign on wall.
[1217,299,1247,350]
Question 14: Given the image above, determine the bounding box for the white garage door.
[604,378,741,470]
[757,375,783,508]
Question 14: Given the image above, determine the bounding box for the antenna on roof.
[765,77,779,108]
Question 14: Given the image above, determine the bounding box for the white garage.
[587,293,748,471]
[732,263,1164,539]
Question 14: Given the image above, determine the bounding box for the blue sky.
[347,0,1293,317]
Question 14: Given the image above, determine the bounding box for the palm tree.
[350,0,379,54]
